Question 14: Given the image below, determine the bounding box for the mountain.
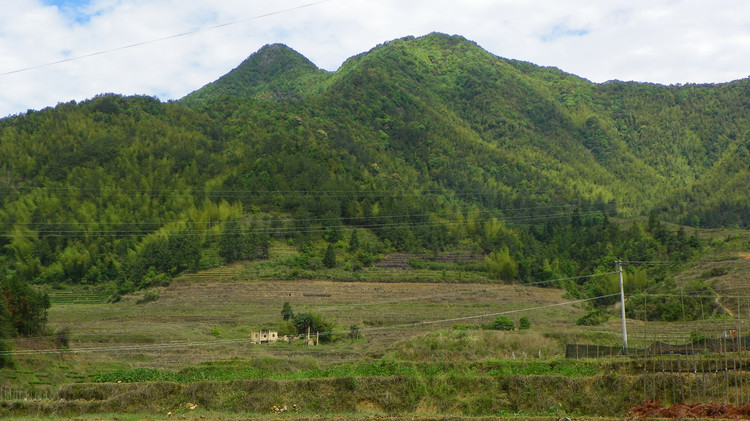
[0,33,747,335]
[182,43,329,104]
[180,34,750,219]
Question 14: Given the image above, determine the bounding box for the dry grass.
[41,276,583,371]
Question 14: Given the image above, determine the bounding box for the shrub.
[576,309,608,326]
[56,327,71,348]
[518,316,531,330]
[136,289,160,305]
[700,267,728,279]
[690,329,706,344]
[209,327,221,338]
[0,340,14,368]
[483,316,514,331]
[349,325,360,340]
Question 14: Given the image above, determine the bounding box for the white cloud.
[1,0,750,117]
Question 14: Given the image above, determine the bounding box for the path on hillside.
[716,294,735,318]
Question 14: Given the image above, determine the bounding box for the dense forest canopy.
[0,33,748,337]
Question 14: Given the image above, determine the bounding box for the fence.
[0,386,55,401]
[566,334,750,405]
[567,335,750,359]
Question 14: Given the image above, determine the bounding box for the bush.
[482,316,514,331]
[56,327,71,348]
[141,267,171,288]
[136,289,160,305]
[209,327,221,338]
[690,329,706,344]
[518,316,531,330]
[0,339,14,368]
[576,309,609,326]
[700,267,728,279]
[349,325,360,340]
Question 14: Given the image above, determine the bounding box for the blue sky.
[41,0,87,6]
[41,0,93,23]
[541,24,590,43]
[2,0,750,117]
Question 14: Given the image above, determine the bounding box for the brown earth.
[628,400,750,419]
[376,251,482,269]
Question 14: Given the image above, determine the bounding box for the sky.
[2,0,750,118]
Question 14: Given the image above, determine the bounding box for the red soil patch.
[628,401,750,419]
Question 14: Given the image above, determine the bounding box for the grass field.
[44,276,584,368]
[2,233,750,419]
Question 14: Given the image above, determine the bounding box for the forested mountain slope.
[0,32,747,337]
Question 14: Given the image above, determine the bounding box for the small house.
[250,330,278,344]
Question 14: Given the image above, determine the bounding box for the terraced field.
[48,289,110,305]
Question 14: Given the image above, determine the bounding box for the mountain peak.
[181,43,326,105]
[249,43,318,75]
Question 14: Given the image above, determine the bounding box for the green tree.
[348,229,360,252]
[281,302,294,321]
[0,291,16,367]
[219,220,245,262]
[125,231,201,289]
[486,247,518,281]
[323,243,337,268]
[1,278,50,336]
[292,311,334,342]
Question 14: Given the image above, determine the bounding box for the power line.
[0,209,616,238]
[623,260,750,266]
[0,204,599,227]
[1,0,337,77]
[315,271,618,312]
[23,272,615,343]
[0,185,622,212]
[325,294,622,333]
[0,292,619,356]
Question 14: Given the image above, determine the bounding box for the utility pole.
[617,260,628,354]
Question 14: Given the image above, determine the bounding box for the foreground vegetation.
[0,226,747,418]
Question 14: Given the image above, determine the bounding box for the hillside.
[183,33,750,223]
[0,33,748,339]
